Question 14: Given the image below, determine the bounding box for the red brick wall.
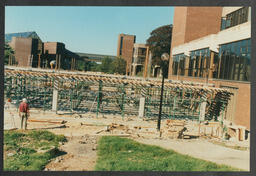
[185,7,222,43]
[117,34,135,74]
[10,37,32,67]
[171,7,188,50]
[44,42,58,54]
[168,75,250,129]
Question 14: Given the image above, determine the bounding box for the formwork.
[4,68,233,122]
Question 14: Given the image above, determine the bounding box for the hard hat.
[22,98,27,103]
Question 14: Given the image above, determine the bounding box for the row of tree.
[77,56,127,75]
[4,43,16,65]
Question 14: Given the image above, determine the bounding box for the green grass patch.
[4,130,67,171]
[95,136,240,171]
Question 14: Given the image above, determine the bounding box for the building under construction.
[5,66,244,140]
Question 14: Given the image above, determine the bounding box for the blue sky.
[5,6,174,55]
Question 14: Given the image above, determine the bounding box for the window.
[138,48,146,56]
[188,48,210,77]
[172,53,185,75]
[218,39,251,81]
[221,7,249,30]
[119,37,123,55]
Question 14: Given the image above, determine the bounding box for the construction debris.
[162,120,187,139]
[27,119,67,124]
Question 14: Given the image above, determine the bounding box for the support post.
[43,87,46,111]
[157,74,165,131]
[52,80,59,112]
[199,101,207,122]
[139,97,145,118]
[121,84,125,120]
[70,89,73,112]
[143,46,149,78]
[96,80,102,118]
[58,54,61,70]
[38,54,41,68]
[52,89,58,112]
[55,54,58,71]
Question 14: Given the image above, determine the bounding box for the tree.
[99,57,113,74]
[89,61,101,72]
[146,24,172,77]
[4,43,15,65]
[111,57,126,75]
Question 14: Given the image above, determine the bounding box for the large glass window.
[221,7,249,30]
[138,48,147,56]
[188,48,210,77]
[172,53,185,75]
[218,39,251,81]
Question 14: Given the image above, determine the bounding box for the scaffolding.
[4,68,233,122]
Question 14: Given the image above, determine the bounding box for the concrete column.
[209,52,215,79]
[138,97,145,118]
[199,101,207,121]
[55,54,58,71]
[147,52,152,78]
[58,54,61,70]
[236,128,240,141]
[52,89,58,111]
[132,65,136,76]
[152,66,155,77]
[241,128,246,141]
[30,54,33,67]
[184,56,189,76]
[38,54,41,68]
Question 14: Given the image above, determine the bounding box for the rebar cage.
[4,69,233,121]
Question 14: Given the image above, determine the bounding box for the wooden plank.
[27,119,66,124]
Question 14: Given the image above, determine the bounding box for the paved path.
[135,138,249,171]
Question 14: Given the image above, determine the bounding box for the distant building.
[43,42,79,70]
[169,7,251,137]
[5,32,80,70]
[117,34,136,75]
[7,31,43,67]
[131,43,148,76]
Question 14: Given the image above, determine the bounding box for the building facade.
[168,7,251,138]
[117,34,136,75]
[131,43,148,76]
[7,32,43,67]
[6,32,80,70]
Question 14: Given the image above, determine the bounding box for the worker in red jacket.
[19,98,30,130]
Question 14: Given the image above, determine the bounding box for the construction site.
[4,66,250,171]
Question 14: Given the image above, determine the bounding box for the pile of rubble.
[161,120,187,139]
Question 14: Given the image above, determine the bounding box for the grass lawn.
[4,130,67,171]
[95,136,240,171]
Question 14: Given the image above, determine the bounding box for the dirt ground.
[4,106,250,171]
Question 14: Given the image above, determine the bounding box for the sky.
[5,6,174,56]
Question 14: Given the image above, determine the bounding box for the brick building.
[7,32,43,67]
[131,43,148,76]
[168,7,251,139]
[117,34,136,75]
[6,32,80,70]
